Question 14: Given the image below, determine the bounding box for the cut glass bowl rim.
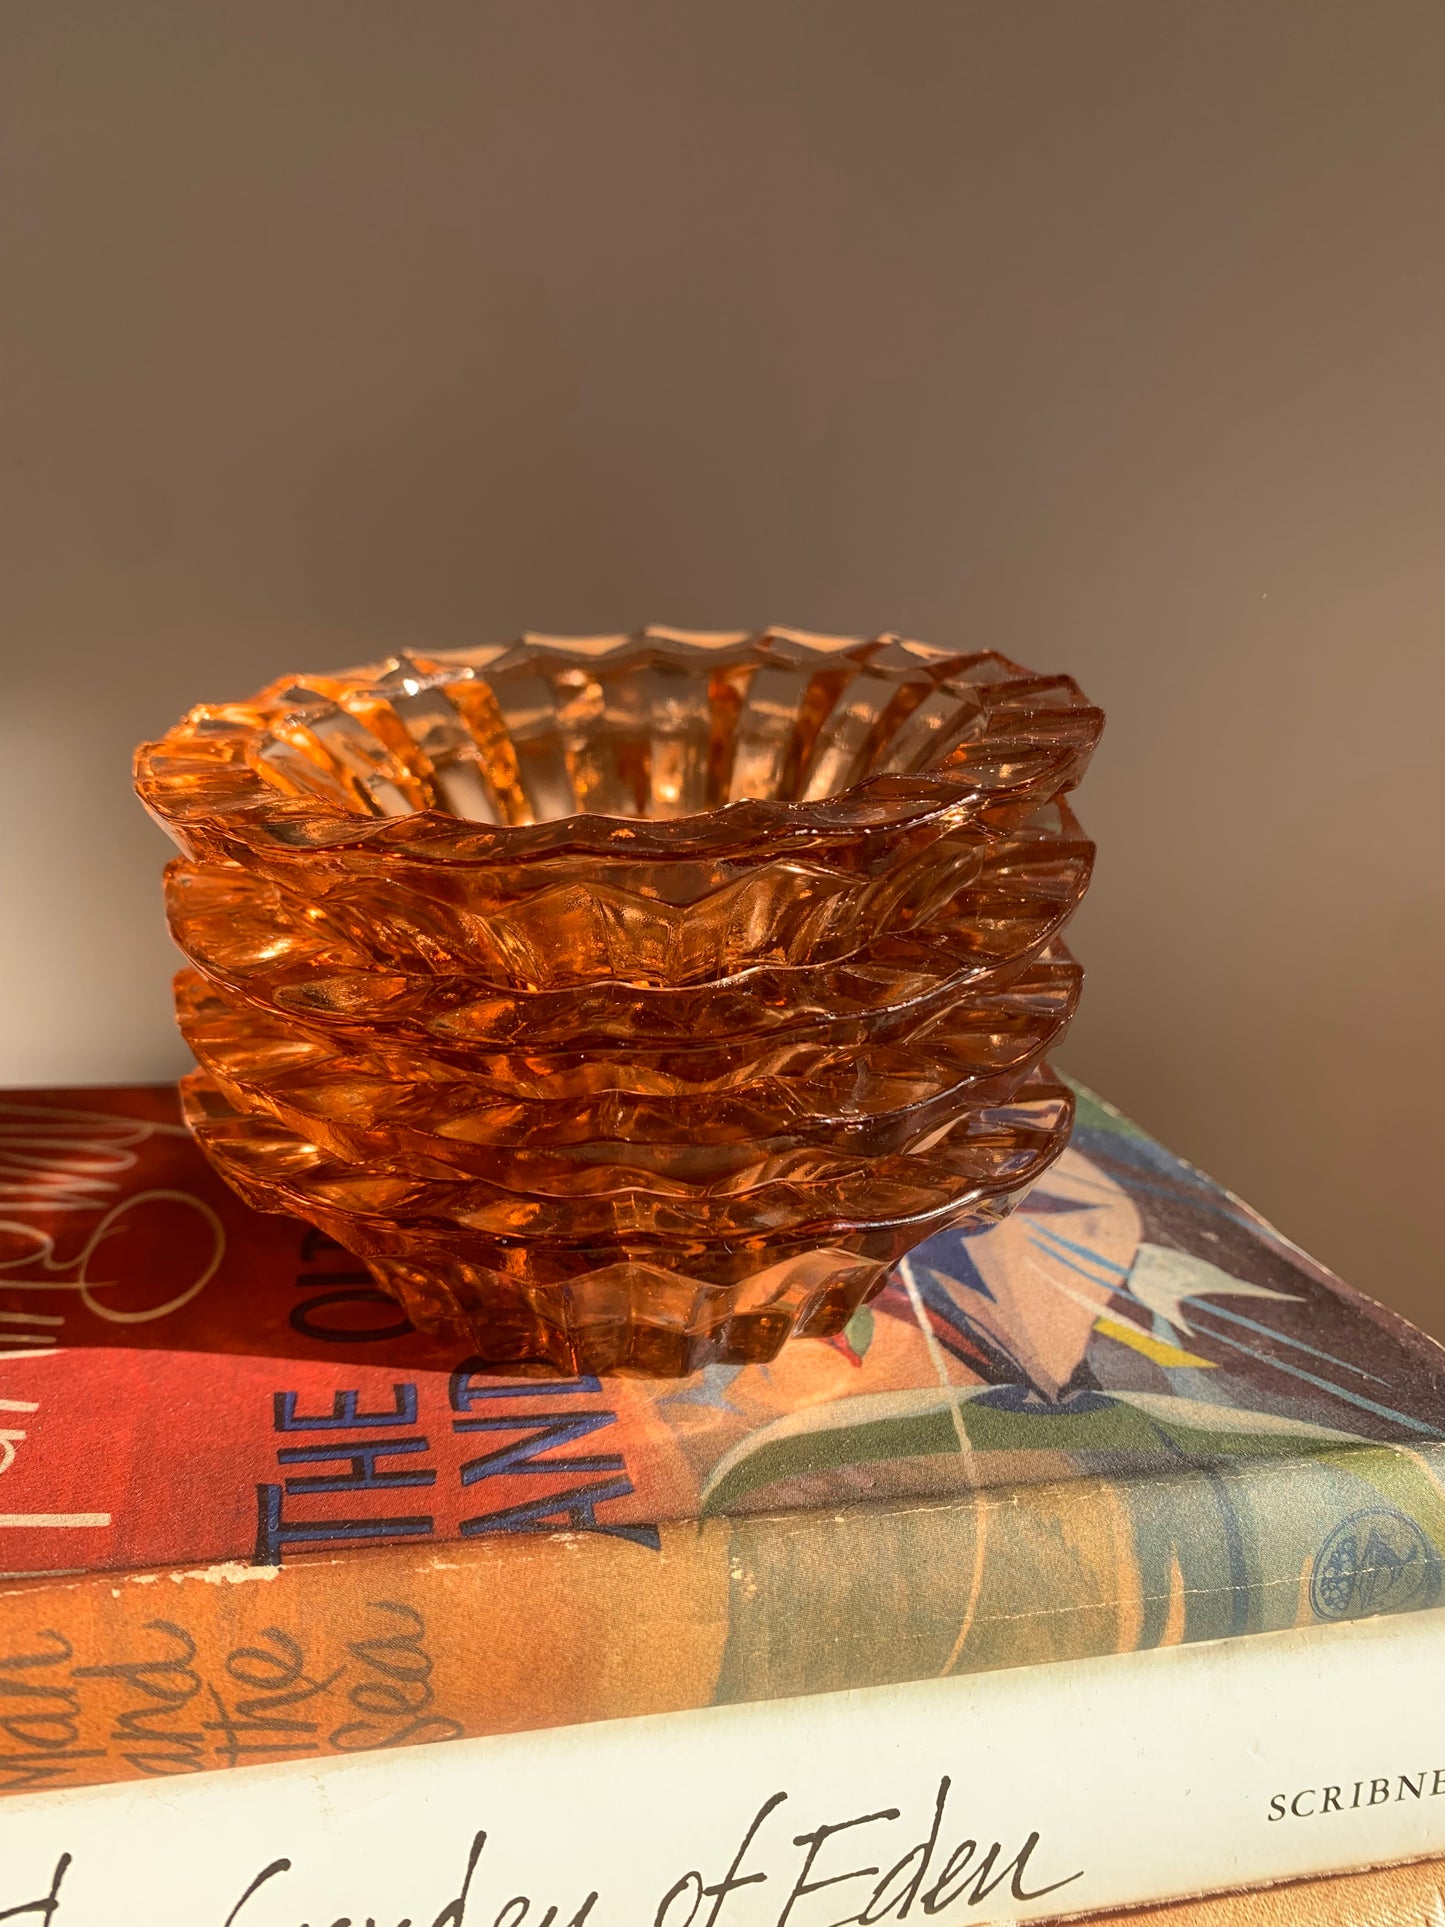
[174,954,1076,1096]
[181,1064,1073,1247]
[172,905,1078,1053]
[175,949,1079,1166]
[164,811,1091,1051]
[135,628,1103,869]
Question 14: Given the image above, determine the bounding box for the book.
[1077,1852,1445,1926]
[0,1609,1443,1925]
[0,1077,1441,1803]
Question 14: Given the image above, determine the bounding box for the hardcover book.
[0,1077,1442,1797]
[2,1612,1444,1925]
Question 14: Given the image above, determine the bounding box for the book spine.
[2,1611,1444,1927]
[2,1439,1442,1795]
[1077,1853,1445,1925]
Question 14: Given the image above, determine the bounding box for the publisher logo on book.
[1310,1507,1441,1621]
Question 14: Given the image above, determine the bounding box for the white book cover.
[0,1608,1442,1926]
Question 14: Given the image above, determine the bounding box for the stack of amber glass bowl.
[135,628,1102,1375]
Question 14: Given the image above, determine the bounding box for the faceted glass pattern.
[140,629,1100,1373]
[136,630,1101,981]
[175,952,1080,1179]
[179,1066,1074,1378]
[162,798,1091,1053]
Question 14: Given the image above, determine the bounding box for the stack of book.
[0,1077,1440,1924]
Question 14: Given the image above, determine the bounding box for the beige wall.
[3,2,1443,1332]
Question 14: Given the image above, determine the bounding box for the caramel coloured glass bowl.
[175,949,1080,1178]
[179,1064,1074,1376]
[161,795,1091,1052]
[136,630,1101,979]
[139,629,1100,1373]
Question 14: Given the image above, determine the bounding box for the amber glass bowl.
[136,630,1100,979]
[175,951,1080,1178]
[139,629,1100,1373]
[180,1065,1074,1377]
[162,797,1091,1051]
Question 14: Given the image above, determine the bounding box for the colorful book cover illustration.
[0,1078,1441,1793]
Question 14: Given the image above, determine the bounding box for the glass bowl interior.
[136,629,1103,870]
